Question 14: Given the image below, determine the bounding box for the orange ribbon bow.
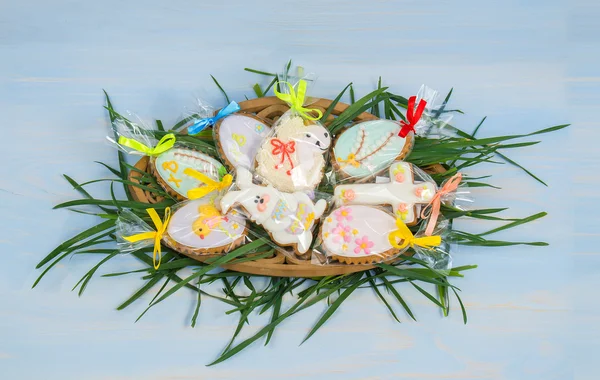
[421,173,463,236]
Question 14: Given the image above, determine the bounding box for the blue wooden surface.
[1,0,596,379]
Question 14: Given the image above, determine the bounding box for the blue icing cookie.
[154,147,225,199]
[333,120,412,179]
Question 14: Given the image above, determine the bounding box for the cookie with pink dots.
[319,205,406,264]
[333,161,437,225]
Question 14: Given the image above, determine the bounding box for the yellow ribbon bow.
[123,207,172,270]
[274,80,323,121]
[117,133,176,156]
[184,168,233,199]
[388,218,441,250]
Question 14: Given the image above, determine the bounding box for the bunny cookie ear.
[235,167,253,189]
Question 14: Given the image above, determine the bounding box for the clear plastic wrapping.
[116,198,249,269]
[254,74,331,193]
[331,84,449,183]
[212,109,272,172]
[219,167,330,255]
[186,100,241,136]
[332,161,438,226]
[311,205,448,266]
[107,115,232,201]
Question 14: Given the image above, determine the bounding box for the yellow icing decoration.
[162,160,179,173]
[337,153,361,168]
[232,133,247,147]
[168,173,182,188]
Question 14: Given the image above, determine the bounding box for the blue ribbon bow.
[187,101,241,135]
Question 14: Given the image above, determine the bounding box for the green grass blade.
[410,281,444,309]
[381,277,416,321]
[116,275,164,310]
[244,68,277,77]
[367,273,400,323]
[191,277,203,327]
[478,212,547,237]
[452,288,468,324]
[301,275,364,344]
[321,83,352,122]
[36,219,116,268]
[211,75,231,103]
[94,161,122,177]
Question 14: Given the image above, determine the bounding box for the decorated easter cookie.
[214,113,271,171]
[333,120,414,180]
[150,147,227,201]
[220,167,328,254]
[255,113,331,193]
[319,205,402,265]
[163,199,247,256]
[333,161,436,225]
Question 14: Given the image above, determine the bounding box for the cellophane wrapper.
[253,71,331,194]
[116,197,252,257]
[219,167,332,258]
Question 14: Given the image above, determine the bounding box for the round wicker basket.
[128,96,442,277]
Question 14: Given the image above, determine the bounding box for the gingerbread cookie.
[255,113,331,193]
[333,161,436,225]
[220,167,328,254]
[214,113,271,171]
[163,199,247,256]
[319,205,403,265]
[149,147,227,201]
[333,120,414,181]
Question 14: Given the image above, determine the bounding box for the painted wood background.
[1,0,596,379]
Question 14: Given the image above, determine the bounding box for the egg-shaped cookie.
[163,199,246,255]
[320,205,405,264]
[151,147,227,201]
[333,120,413,180]
[214,113,271,171]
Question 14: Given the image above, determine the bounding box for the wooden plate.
[127,96,445,277]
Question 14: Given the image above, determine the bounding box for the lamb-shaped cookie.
[255,109,331,193]
[220,167,327,254]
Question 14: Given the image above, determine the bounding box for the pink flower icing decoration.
[341,189,356,202]
[332,224,352,243]
[334,207,353,222]
[415,186,426,198]
[394,172,405,182]
[354,236,374,255]
[398,203,408,212]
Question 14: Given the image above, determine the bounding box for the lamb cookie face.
[255,114,330,193]
[152,147,226,201]
[319,205,403,265]
[333,161,436,225]
[333,120,413,180]
[220,167,328,254]
[164,199,246,255]
[214,113,271,171]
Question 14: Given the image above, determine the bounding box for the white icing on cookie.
[255,113,330,193]
[333,161,436,224]
[320,205,399,258]
[167,198,246,250]
[217,114,270,170]
[220,167,327,253]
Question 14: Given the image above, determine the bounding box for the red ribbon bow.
[398,96,427,138]
[270,138,296,175]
